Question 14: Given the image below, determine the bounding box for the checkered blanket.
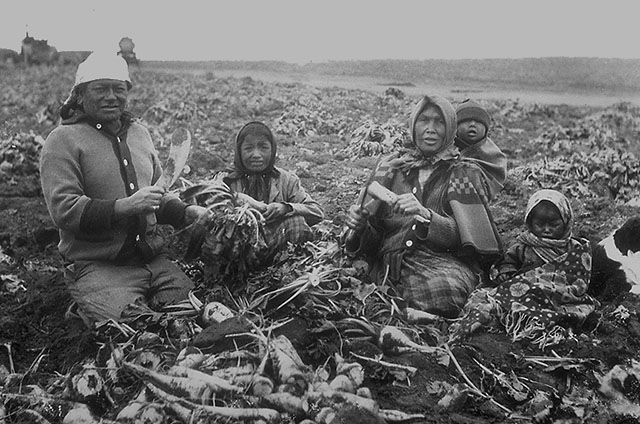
[448,164,502,257]
[399,247,478,318]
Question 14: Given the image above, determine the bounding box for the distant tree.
[0,48,20,66]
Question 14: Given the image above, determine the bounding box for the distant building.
[21,32,59,65]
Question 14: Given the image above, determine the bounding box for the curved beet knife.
[146,128,192,235]
[156,127,192,190]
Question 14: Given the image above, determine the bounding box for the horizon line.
[3,47,639,63]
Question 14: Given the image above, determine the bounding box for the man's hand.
[184,205,210,226]
[115,186,165,217]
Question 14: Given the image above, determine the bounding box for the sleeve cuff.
[80,199,116,232]
[414,215,430,240]
[398,215,430,250]
[425,212,457,248]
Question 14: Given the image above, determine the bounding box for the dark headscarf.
[225,121,279,203]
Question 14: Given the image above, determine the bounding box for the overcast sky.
[2,0,640,63]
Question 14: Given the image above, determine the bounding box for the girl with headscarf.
[344,95,502,320]
[217,121,324,253]
[494,189,581,283]
[449,189,598,345]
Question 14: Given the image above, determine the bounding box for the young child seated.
[216,121,324,252]
[449,189,598,344]
[494,189,575,283]
[455,99,507,201]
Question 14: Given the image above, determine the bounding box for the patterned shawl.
[450,237,596,346]
[458,137,507,201]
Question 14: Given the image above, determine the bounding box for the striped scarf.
[517,232,572,263]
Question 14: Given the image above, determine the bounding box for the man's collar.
[62,111,134,136]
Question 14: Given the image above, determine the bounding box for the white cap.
[74,51,131,88]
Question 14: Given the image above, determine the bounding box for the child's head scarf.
[525,189,573,239]
[227,121,278,203]
[519,189,574,263]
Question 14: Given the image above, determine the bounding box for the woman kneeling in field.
[344,94,503,321]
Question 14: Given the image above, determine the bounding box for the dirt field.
[2,63,640,423]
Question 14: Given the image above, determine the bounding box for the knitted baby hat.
[455,99,490,131]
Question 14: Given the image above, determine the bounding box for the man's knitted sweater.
[40,113,186,262]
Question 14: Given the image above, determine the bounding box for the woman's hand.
[345,205,370,233]
[263,202,292,223]
[494,272,514,284]
[236,193,267,212]
[393,193,432,220]
[115,186,165,217]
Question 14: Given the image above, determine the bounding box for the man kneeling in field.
[39,51,207,328]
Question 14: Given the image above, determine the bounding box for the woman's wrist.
[281,202,293,214]
[420,207,432,222]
